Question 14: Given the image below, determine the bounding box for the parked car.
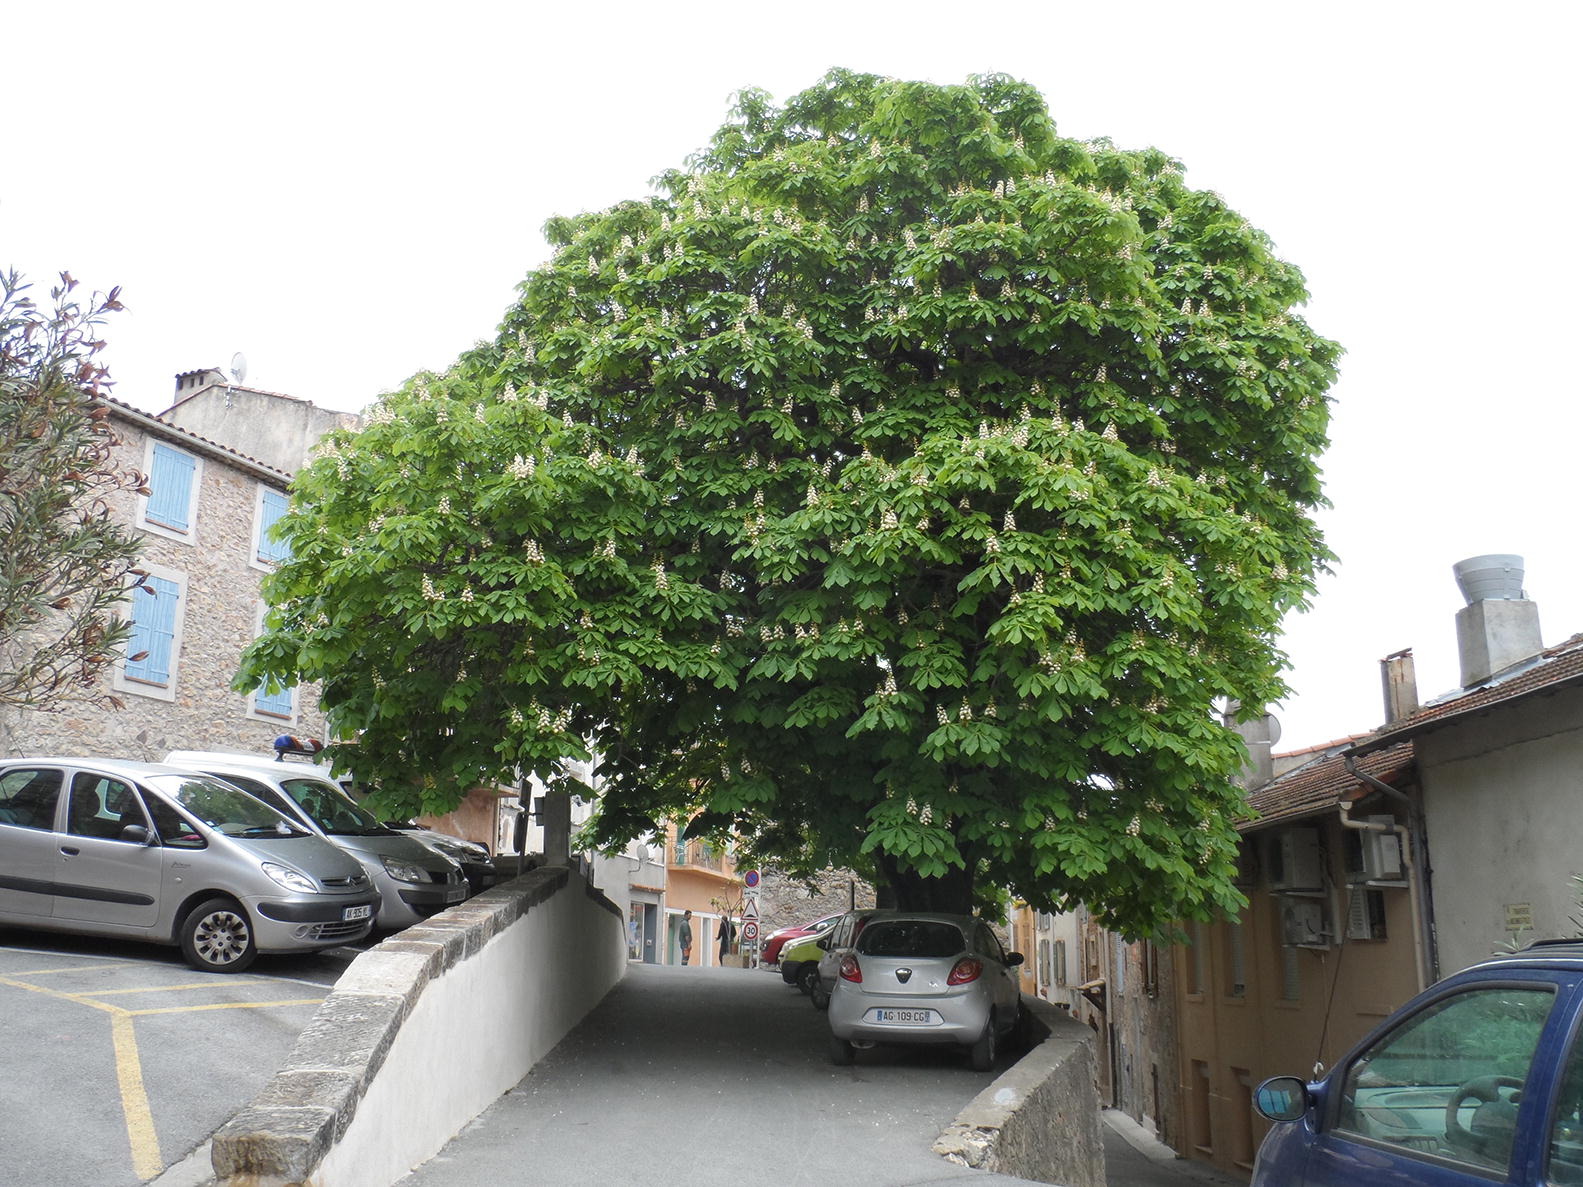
[779,932,827,994]
[810,908,886,1010]
[1252,940,1583,1185]
[0,757,379,972]
[762,912,843,964]
[826,912,1024,1071]
[382,819,498,896]
[166,751,467,930]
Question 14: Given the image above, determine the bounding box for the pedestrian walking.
[717,915,735,962]
[679,909,693,965]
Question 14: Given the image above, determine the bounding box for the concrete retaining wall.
[934,997,1106,1187]
[211,865,627,1187]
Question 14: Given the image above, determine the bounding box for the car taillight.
[839,955,862,983]
[947,957,983,985]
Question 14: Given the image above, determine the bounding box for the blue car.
[1253,941,1583,1185]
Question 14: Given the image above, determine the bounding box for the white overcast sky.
[6,1,1580,751]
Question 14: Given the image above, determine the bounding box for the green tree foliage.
[0,270,144,711]
[243,71,1339,932]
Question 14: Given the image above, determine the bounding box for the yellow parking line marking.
[1,971,322,1183]
[92,982,268,996]
[110,1012,163,1180]
[129,998,323,1016]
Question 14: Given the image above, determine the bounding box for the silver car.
[826,912,1025,1071]
[0,758,378,972]
[166,751,467,930]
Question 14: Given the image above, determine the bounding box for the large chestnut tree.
[242,71,1338,933]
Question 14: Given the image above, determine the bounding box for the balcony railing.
[671,839,725,872]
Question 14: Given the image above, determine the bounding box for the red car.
[762,913,843,964]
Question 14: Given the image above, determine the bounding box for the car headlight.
[262,862,317,894]
[382,856,430,883]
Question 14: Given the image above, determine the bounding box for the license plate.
[446,886,467,902]
[343,904,372,921]
[870,1008,937,1024]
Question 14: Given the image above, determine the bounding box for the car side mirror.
[1253,1076,1309,1122]
[1005,951,1025,967]
[120,824,154,846]
[816,937,830,950]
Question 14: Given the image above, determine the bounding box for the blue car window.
[1547,1023,1583,1184]
[1335,985,1553,1173]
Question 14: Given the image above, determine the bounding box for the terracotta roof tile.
[1241,741,1414,832]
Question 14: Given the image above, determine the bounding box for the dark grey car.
[0,757,378,972]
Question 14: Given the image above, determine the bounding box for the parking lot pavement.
[0,928,364,1187]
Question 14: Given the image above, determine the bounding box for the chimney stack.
[1380,648,1419,723]
[1453,554,1543,687]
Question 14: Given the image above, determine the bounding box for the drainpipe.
[1343,755,1437,986]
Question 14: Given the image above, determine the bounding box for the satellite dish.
[230,352,248,386]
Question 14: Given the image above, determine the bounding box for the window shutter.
[254,680,294,718]
[125,576,180,684]
[256,489,290,563]
[146,444,196,531]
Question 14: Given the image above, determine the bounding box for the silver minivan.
[166,751,467,930]
[0,757,379,972]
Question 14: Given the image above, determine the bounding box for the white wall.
[1418,683,1583,973]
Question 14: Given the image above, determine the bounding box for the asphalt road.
[395,963,1229,1187]
[0,926,368,1187]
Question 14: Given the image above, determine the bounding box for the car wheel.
[811,980,830,1011]
[797,964,819,996]
[830,1033,854,1066]
[180,897,257,973]
[970,1012,997,1072]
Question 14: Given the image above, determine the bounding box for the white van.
[166,751,467,930]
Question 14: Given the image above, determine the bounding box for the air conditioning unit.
[1267,827,1323,893]
[1346,888,1388,941]
[1282,899,1330,948]
[1343,818,1404,883]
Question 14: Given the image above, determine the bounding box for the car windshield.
[858,919,966,959]
[281,777,393,836]
[146,774,306,837]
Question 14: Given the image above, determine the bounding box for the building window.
[252,680,294,720]
[1187,920,1207,996]
[246,604,294,720]
[118,567,184,700]
[141,441,201,539]
[1281,942,1301,1001]
[1231,1068,1256,1169]
[254,487,291,565]
[1225,920,1247,998]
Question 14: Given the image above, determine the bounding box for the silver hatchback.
[826,912,1025,1071]
[0,758,379,972]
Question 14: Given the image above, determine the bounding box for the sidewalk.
[1102,1110,1249,1186]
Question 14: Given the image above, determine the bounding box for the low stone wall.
[211,866,626,1187]
[933,997,1105,1187]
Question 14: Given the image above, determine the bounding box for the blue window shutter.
[254,680,294,718]
[125,576,180,685]
[146,444,196,531]
[257,489,290,563]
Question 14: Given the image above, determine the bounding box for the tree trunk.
[876,853,976,915]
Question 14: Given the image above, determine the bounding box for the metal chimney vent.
[1453,554,1525,605]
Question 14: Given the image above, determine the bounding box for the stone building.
[0,395,328,759]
